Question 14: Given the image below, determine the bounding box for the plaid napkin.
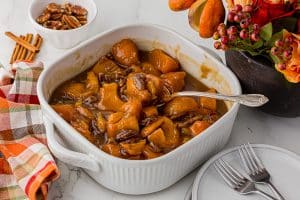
[0,62,59,200]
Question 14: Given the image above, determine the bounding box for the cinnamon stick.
[17,35,29,60]
[27,34,43,61]
[5,32,39,53]
[10,43,18,64]
[15,35,25,62]
[20,34,33,60]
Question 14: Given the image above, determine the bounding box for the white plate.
[184,184,193,200]
[192,144,300,200]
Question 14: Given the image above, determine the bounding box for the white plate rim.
[192,144,300,200]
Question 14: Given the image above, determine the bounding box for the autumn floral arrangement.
[169,0,300,83]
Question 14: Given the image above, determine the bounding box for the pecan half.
[47,3,61,13]
[62,15,81,29]
[79,20,87,25]
[72,5,88,16]
[43,20,63,30]
[133,73,146,90]
[76,15,87,21]
[115,130,139,142]
[51,13,63,20]
[63,3,73,15]
[36,12,51,24]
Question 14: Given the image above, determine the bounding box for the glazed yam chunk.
[161,71,186,92]
[120,140,146,156]
[98,83,125,112]
[126,73,151,103]
[163,97,199,119]
[112,39,139,66]
[107,112,139,138]
[199,88,217,111]
[148,49,179,73]
[51,104,76,122]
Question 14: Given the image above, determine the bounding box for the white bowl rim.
[28,0,98,33]
[37,23,242,165]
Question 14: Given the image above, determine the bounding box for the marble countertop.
[0,0,299,199]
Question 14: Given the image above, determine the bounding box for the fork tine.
[220,159,245,181]
[218,159,244,187]
[238,148,251,174]
[240,144,256,174]
[244,144,261,172]
[215,160,240,185]
[214,161,235,188]
[247,143,265,170]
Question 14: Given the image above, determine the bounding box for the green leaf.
[252,39,263,49]
[266,30,284,47]
[260,23,273,41]
[270,54,281,64]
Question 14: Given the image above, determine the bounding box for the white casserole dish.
[37,24,241,195]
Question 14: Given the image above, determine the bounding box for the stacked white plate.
[185,144,300,200]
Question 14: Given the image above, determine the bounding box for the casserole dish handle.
[44,116,100,172]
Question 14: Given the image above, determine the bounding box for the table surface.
[0,0,299,199]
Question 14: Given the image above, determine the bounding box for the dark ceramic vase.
[225,50,300,118]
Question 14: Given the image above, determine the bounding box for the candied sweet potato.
[51,104,76,122]
[141,62,161,76]
[98,83,125,112]
[71,118,95,143]
[199,88,217,111]
[107,112,139,138]
[169,0,196,11]
[142,145,162,159]
[86,71,99,93]
[147,128,167,148]
[141,118,165,137]
[92,58,122,75]
[161,71,186,92]
[126,73,151,103]
[148,49,179,73]
[96,113,106,133]
[60,83,86,100]
[121,99,142,119]
[142,106,158,117]
[120,140,146,156]
[190,120,211,136]
[102,143,121,157]
[160,117,180,148]
[112,39,139,66]
[147,117,179,149]
[164,97,199,118]
[76,105,94,119]
[130,65,143,73]
[146,74,163,98]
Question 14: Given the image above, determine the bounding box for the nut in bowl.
[29,0,97,49]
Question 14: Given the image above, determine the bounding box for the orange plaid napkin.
[0,62,60,200]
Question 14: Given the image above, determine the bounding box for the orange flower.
[275,32,300,83]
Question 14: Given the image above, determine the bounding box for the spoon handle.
[174,91,269,107]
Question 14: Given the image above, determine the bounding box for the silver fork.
[238,143,285,200]
[214,159,277,200]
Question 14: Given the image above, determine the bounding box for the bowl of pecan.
[29,0,97,49]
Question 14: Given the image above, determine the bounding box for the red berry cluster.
[271,36,294,70]
[213,4,261,50]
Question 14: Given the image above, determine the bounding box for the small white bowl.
[28,0,97,49]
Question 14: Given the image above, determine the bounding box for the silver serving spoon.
[173,91,269,107]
